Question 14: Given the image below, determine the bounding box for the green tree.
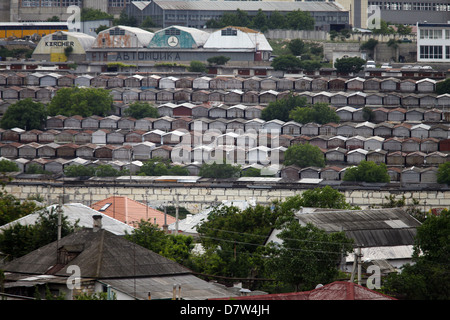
[123,101,159,119]
[0,98,47,130]
[285,10,315,30]
[81,8,113,21]
[271,54,302,72]
[250,9,269,32]
[284,143,325,168]
[188,60,207,73]
[383,210,450,299]
[0,159,19,173]
[437,162,450,185]
[125,219,194,265]
[64,164,95,177]
[194,204,285,284]
[138,157,189,176]
[47,87,114,117]
[141,17,156,28]
[113,10,137,27]
[295,185,354,209]
[343,160,390,183]
[0,207,79,261]
[199,161,241,179]
[265,221,353,291]
[268,11,287,30]
[289,102,340,124]
[261,94,307,122]
[288,39,306,56]
[334,56,366,74]
[207,56,230,66]
[436,78,450,95]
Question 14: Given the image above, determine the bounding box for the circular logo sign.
[167,36,179,47]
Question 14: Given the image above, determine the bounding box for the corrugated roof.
[294,208,422,247]
[152,0,346,12]
[98,25,154,47]
[212,281,396,300]
[0,203,134,236]
[204,26,272,51]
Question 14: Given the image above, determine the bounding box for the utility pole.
[175,194,179,235]
[350,247,362,285]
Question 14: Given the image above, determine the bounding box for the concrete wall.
[4,180,450,214]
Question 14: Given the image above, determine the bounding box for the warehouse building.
[126,0,350,31]
[32,31,96,63]
[86,25,273,63]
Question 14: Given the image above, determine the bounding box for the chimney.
[93,214,103,232]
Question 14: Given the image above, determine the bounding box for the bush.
[284,143,325,168]
[199,161,241,179]
[188,61,207,73]
[289,102,340,124]
[437,162,450,185]
[343,160,390,183]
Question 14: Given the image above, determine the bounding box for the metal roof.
[294,208,422,247]
[151,0,346,12]
[0,203,134,236]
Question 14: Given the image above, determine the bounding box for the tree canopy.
[343,160,390,183]
[261,94,307,122]
[284,143,325,168]
[289,102,340,124]
[383,210,450,299]
[123,101,159,119]
[0,98,47,130]
[334,56,366,74]
[437,162,450,185]
[47,87,114,117]
[137,157,189,176]
[199,161,241,179]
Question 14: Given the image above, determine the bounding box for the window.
[165,28,180,36]
[420,28,442,39]
[221,28,237,36]
[109,28,125,36]
[52,33,67,41]
[446,46,450,60]
[420,45,443,59]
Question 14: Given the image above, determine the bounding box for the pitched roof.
[0,203,134,236]
[211,281,396,300]
[2,227,189,278]
[90,196,175,228]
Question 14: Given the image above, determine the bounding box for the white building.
[417,22,450,63]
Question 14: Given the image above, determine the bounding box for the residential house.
[1,214,235,300]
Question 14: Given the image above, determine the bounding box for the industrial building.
[338,0,450,29]
[32,31,96,63]
[126,0,350,31]
[85,25,273,63]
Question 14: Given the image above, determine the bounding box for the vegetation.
[125,220,194,265]
[284,143,325,168]
[437,162,450,185]
[0,159,19,173]
[207,56,230,66]
[282,185,356,210]
[0,184,42,226]
[343,160,391,183]
[123,101,159,119]
[436,78,450,95]
[81,8,113,21]
[205,9,314,32]
[261,94,307,122]
[290,102,340,124]
[0,99,47,130]
[383,209,450,299]
[47,87,114,117]
[188,60,207,73]
[137,157,189,176]
[0,206,79,261]
[334,56,366,74]
[199,161,241,179]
